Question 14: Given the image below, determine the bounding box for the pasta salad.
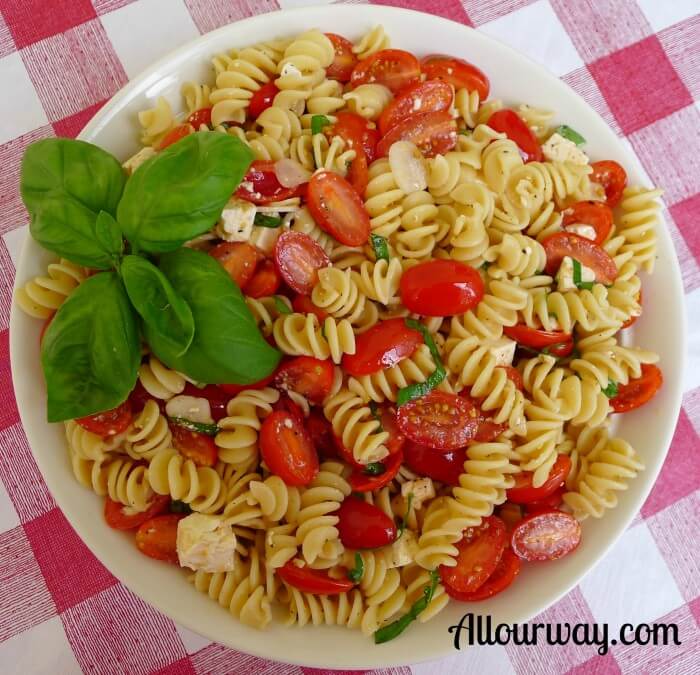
[17,24,664,643]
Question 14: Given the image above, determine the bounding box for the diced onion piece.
[165,395,214,425]
[274,158,312,188]
[388,141,428,194]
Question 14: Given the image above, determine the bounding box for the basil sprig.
[254,213,283,228]
[374,570,440,643]
[572,258,594,290]
[370,233,390,262]
[169,417,219,436]
[396,319,446,406]
[554,124,586,146]
[364,461,385,476]
[602,380,619,398]
[347,552,364,583]
[396,492,414,540]
[311,114,331,135]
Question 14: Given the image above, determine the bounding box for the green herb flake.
[370,233,390,262]
[602,380,619,398]
[480,260,492,270]
[347,552,364,583]
[397,319,446,406]
[396,492,414,540]
[368,401,384,430]
[274,296,292,315]
[572,258,595,291]
[364,461,385,476]
[170,500,193,514]
[311,114,332,136]
[458,129,472,136]
[169,416,219,436]
[254,212,283,228]
[554,125,586,146]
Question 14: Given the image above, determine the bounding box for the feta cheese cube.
[215,198,257,242]
[176,513,238,572]
[556,255,596,292]
[564,223,597,241]
[541,133,589,166]
[486,337,517,367]
[401,478,436,510]
[388,530,419,568]
[165,395,214,425]
[122,146,156,175]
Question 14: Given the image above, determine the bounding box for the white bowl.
[10,4,686,670]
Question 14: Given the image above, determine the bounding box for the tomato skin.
[404,441,465,486]
[507,455,571,504]
[337,497,397,549]
[325,33,358,82]
[307,410,336,460]
[397,391,481,451]
[274,231,330,295]
[348,449,403,492]
[170,424,218,467]
[260,411,319,486]
[136,514,184,563]
[381,408,406,457]
[104,495,171,531]
[182,383,229,422]
[334,435,366,471]
[421,56,490,100]
[158,125,191,150]
[591,160,627,207]
[342,318,423,376]
[307,171,371,246]
[278,561,354,594]
[218,373,275,397]
[542,232,618,284]
[350,49,421,93]
[347,150,369,196]
[235,160,303,205]
[274,356,334,404]
[243,259,281,298]
[376,110,457,159]
[400,259,484,316]
[292,294,328,321]
[378,80,453,136]
[445,548,520,602]
[503,325,573,352]
[129,380,163,415]
[332,112,378,163]
[562,200,613,246]
[440,516,507,594]
[525,487,565,514]
[610,363,663,413]
[209,242,261,288]
[76,400,132,437]
[487,109,543,162]
[499,366,524,391]
[187,107,212,128]
[249,82,279,118]
[511,510,581,562]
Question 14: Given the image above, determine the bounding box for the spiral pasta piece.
[273,313,356,364]
[364,158,406,238]
[15,259,86,319]
[352,25,390,59]
[181,81,211,114]
[307,78,346,115]
[65,420,108,461]
[414,496,472,569]
[125,399,172,460]
[283,586,365,629]
[290,133,355,175]
[311,267,377,329]
[343,84,392,121]
[291,206,336,255]
[615,187,662,273]
[351,258,402,306]
[255,105,303,147]
[514,402,564,487]
[454,88,480,128]
[517,104,554,141]
[395,191,442,260]
[138,96,176,146]
[402,564,450,623]
[483,233,546,280]
[245,295,292,335]
[138,356,186,400]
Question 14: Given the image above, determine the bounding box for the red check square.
[658,14,700,102]
[462,0,534,27]
[0,330,19,431]
[0,0,96,50]
[191,643,304,675]
[567,652,622,675]
[374,0,472,24]
[151,657,197,675]
[589,36,693,135]
[562,66,622,137]
[183,0,280,35]
[23,507,117,612]
[670,193,700,267]
[52,100,108,139]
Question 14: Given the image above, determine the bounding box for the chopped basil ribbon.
[368,401,384,429]
[364,461,385,476]
[254,213,283,228]
[374,570,440,644]
[480,260,492,270]
[347,552,364,583]
[320,323,327,340]
[541,343,567,356]
[396,492,414,540]
[274,296,292,315]
[602,380,619,398]
[168,417,219,436]
[572,258,595,290]
[370,233,390,262]
[170,500,193,514]
[396,319,446,406]
[311,114,332,136]
[555,125,586,146]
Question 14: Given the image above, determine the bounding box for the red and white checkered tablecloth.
[0,0,698,673]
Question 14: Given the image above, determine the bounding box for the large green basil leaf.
[146,248,280,384]
[117,132,254,253]
[41,272,140,422]
[121,254,194,357]
[21,138,126,268]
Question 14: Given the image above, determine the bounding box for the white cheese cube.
[556,255,596,292]
[177,513,237,573]
[122,146,156,174]
[541,133,589,166]
[216,198,257,242]
[165,395,214,425]
[486,337,517,367]
[564,223,597,241]
[388,530,419,568]
[401,478,436,510]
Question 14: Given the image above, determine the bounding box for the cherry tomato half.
[187,107,212,129]
[525,487,565,514]
[378,80,453,136]
[274,231,330,295]
[104,494,171,531]
[274,356,334,404]
[542,232,618,284]
[77,400,132,437]
[404,441,466,486]
[307,171,371,246]
[271,393,306,427]
[325,33,358,83]
[129,380,162,415]
[499,365,524,391]
[376,110,457,158]
[243,259,281,298]
[347,150,369,196]
[278,560,354,594]
[381,407,406,457]
[337,496,397,549]
[171,424,218,467]
[397,391,481,451]
[158,124,191,150]
[135,514,184,563]
[350,49,421,93]
[511,510,581,562]
[182,383,229,422]
[440,516,507,594]
[562,200,613,246]
[503,325,573,352]
[591,160,627,207]
[348,449,403,492]
[610,363,663,413]
[307,410,336,460]
[332,112,378,164]
[218,373,275,397]
[421,55,490,100]
[342,318,423,376]
[209,241,261,289]
[400,259,484,316]
[292,294,328,321]
[446,547,521,602]
[260,410,319,486]
[235,160,303,205]
[249,82,279,119]
[507,455,571,504]
[487,109,543,162]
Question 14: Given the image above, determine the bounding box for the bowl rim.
[9,3,686,669]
